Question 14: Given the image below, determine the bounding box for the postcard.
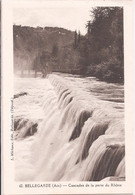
[1,0,134,194]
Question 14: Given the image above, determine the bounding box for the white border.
[1,0,134,194]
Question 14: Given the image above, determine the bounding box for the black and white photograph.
[1,0,134,194]
[13,2,125,182]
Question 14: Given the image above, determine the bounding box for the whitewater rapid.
[14,73,125,181]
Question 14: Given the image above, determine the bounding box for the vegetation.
[81,7,124,83]
[13,7,124,83]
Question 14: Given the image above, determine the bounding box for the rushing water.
[14,73,125,181]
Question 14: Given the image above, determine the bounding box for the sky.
[13,0,93,35]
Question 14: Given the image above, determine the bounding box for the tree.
[52,44,58,57]
[74,30,77,49]
[78,31,81,45]
[86,21,92,36]
[84,7,124,82]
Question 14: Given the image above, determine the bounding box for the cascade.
[14,74,125,181]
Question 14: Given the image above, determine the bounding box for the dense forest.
[13,7,124,83]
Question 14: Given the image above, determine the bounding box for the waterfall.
[14,74,125,181]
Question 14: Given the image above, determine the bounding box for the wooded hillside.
[13,7,124,83]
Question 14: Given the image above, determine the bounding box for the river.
[14,73,125,181]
